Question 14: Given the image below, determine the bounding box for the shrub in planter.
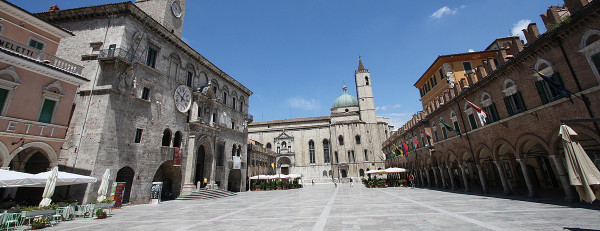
[96,209,107,219]
[31,217,47,230]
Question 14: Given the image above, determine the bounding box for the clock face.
[174,85,191,113]
[171,1,182,18]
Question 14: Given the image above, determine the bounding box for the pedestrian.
[203,177,208,188]
[312,179,315,186]
[350,178,353,187]
[409,173,415,188]
[334,179,337,187]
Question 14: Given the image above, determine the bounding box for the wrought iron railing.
[0,35,83,75]
[98,47,135,62]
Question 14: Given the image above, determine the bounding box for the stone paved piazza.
[46,184,600,231]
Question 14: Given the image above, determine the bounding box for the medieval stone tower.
[355,58,377,123]
[135,0,186,38]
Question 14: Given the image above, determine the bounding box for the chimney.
[476,66,487,79]
[564,0,589,14]
[541,7,562,28]
[509,37,524,55]
[48,4,60,12]
[522,23,540,45]
[484,58,497,74]
[465,72,475,86]
[496,49,508,66]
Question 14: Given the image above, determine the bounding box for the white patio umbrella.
[560,125,600,203]
[366,169,385,175]
[97,169,111,202]
[0,169,44,188]
[384,167,407,173]
[28,170,97,187]
[288,174,302,179]
[39,166,58,207]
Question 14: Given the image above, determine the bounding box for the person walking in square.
[409,173,415,189]
[350,178,353,187]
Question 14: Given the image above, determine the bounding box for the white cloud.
[287,97,320,110]
[430,6,459,19]
[511,19,531,41]
[376,104,402,111]
[380,112,413,129]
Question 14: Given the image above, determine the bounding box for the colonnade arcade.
[387,126,600,202]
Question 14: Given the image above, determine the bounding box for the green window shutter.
[535,81,549,104]
[504,96,514,116]
[468,114,478,129]
[491,103,500,122]
[0,89,7,115]
[39,99,56,123]
[516,91,527,112]
[552,72,565,99]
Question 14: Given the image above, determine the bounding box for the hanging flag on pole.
[402,141,408,156]
[413,137,419,151]
[439,118,460,136]
[393,144,404,157]
[466,99,489,127]
[534,69,573,103]
[419,128,430,138]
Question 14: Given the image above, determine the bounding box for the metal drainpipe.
[557,37,600,137]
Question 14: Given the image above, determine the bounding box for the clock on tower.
[135,0,186,38]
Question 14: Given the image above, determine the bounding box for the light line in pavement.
[178,190,301,230]
[312,185,339,231]
[377,189,506,231]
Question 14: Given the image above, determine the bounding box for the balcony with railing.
[98,47,135,63]
[0,35,83,75]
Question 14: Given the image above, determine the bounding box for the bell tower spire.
[135,0,186,38]
[354,57,376,123]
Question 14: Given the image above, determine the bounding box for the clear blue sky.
[16,0,561,129]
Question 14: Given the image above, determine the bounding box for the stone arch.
[493,138,517,158]
[502,78,517,96]
[192,135,214,186]
[8,141,57,167]
[474,143,495,161]
[116,166,135,204]
[480,92,492,107]
[162,128,172,147]
[43,81,65,95]
[579,29,600,49]
[516,133,551,157]
[152,160,182,201]
[534,58,553,73]
[198,72,209,88]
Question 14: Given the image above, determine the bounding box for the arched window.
[355,135,361,145]
[237,145,241,156]
[359,169,365,177]
[323,170,327,176]
[338,135,344,145]
[173,131,182,148]
[323,139,330,163]
[232,144,237,159]
[328,170,333,176]
[365,76,369,85]
[580,29,600,83]
[502,78,526,116]
[308,140,315,164]
[534,59,564,104]
[266,143,272,150]
[364,149,368,161]
[161,129,172,146]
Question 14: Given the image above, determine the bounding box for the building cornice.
[0,49,88,85]
[0,0,72,38]
[35,2,253,96]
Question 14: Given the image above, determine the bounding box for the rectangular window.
[223,92,227,105]
[468,113,478,130]
[484,104,500,124]
[430,75,437,87]
[231,121,235,130]
[141,87,150,100]
[28,38,44,50]
[232,97,236,110]
[434,130,439,142]
[441,127,448,139]
[462,61,473,73]
[169,61,179,78]
[0,88,8,114]
[504,91,526,116]
[187,71,193,87]
[134,128,143,143]
[438,68,445,82]
[38,99,56,123]
[146,47,157,68]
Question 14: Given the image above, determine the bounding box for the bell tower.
[135,0,186,38]
[355,58,377,123]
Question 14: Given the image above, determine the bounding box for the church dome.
[332,86,358,108]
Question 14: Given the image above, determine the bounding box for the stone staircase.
[176,188,237,200]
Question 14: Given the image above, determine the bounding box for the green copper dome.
[332,86,358,108]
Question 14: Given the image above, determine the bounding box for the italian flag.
[466,99,489,127]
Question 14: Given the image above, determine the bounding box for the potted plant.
[23,204,57,217]
[96,209,107,219]
[92,198,115,209]
[31,217,47,229]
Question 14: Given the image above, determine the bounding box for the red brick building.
[383,0,600,202]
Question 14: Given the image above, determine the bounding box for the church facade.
[248,60,393,182]
[36,0,252,204]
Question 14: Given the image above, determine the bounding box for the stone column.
[425,168,432,187]
[208,137,218,189]
[549,155,576,202]
[476,164,488,194]
[432,167,440,187]
[438,167,447,188]
[494,160,511,195]
[418,169,425,187]
[460,164,470,192]
[447,166,456,190]
[516,158,536,198]
[182,135,197,194]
